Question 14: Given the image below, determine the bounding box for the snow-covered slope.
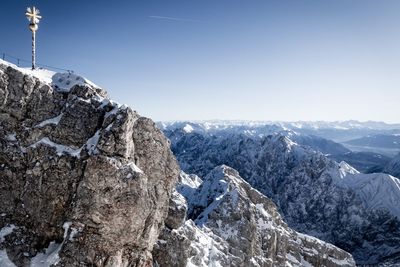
[154,167,355,267]
[384,153,400,178]
[331,162,400,218]
[162,125,400,264]
[0,59,99,92]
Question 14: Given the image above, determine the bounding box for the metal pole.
[32,30,36,70]
[2,53,4,60]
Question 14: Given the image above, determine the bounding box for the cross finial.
[25,6,42,27]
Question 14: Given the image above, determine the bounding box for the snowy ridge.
[332,166,400,218]
[0,59,98,92]
[165,166,355,267]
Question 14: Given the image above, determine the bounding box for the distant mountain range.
[159,120,400,170]
[159,120,400,142]
[160,120,400,131]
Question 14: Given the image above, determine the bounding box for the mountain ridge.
[154,167,356,267]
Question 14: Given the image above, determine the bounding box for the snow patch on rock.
[29,137,82,158]
[35,114,63,128]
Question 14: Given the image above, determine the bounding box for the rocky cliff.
[0,60,179,266]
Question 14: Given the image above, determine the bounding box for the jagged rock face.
[0,62,179,266]
[153,167,356,267]
[163,127,400,265]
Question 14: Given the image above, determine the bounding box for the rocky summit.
[0,60,356,267]
[0,60,179,266]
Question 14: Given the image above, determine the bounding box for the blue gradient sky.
[1,0,400,122]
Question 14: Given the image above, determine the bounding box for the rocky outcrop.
[0,60,179,266]
[153,167,356,267]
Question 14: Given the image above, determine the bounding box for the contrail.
[148,15,202,23]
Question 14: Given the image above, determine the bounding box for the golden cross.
[25,7,42,24]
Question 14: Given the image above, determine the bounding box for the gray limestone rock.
[0,61,179,267]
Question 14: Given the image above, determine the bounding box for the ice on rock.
[0,225,17,267]
[30,222,71,267]
[5,134,16,141]
[0,225,16,243]
[29,137,82,158]
[0,250,17,267]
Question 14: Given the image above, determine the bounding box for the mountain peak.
[155,166,356,267]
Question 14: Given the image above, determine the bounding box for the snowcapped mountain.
[161,121,397,173]
[159,120,400,132]
[153,167,355,267]
[331,162,400,218]
[160,122,350,156]
[161,123,400,265]
[159,120,400,142]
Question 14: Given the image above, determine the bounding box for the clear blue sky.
[1,0,400,122]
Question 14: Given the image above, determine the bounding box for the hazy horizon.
[1,0,400,123]
[158,119,400,125]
